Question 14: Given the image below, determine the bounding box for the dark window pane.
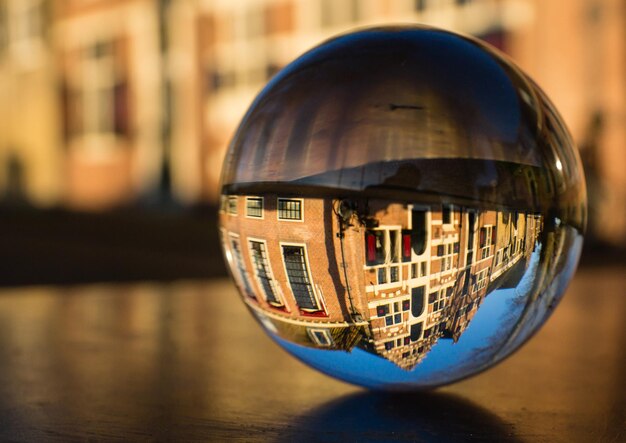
[378,268,386,284]
[412,286,425,316]
[429,292,437,304]
[377,304,389,317]
[411,209,426,255]
[410,322,423,341]
[442,205,451,224]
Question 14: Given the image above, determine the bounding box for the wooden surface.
[0,266,624,442]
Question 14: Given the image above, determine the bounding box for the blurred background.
[0,0,624,285]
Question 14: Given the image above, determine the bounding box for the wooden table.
[0,266,624,442]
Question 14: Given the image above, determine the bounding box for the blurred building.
[0,0,624,243]
[0,0,59,206]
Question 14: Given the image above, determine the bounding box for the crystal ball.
[218,26,586,389]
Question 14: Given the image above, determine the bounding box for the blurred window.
[245,197,263,218]
[229,235,256,299]
[281,245,319,311]
[265,2,294,35]
[411,286,425,317]
[227,196,238,214]
[442,205,452,224]
[414,0,427,12]
[63,38,130,141]
[249,240,281,306]
[308,328,333,346]
[410,322,423,341]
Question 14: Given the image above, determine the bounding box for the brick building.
[220,190,541,370]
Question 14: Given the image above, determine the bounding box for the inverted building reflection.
[219,191,542,370]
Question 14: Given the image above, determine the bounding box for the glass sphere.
[218,26,586,389]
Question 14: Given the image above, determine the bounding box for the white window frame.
[245,196,264,219]
[227,195,238,215]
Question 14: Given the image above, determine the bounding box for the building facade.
[220,191,541,369]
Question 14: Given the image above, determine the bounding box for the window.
[413,262,427,278]
[467,213,476,250]
[429,292,438,304]
[282,245,318,311]
[442,205,452,224]
[402,300,410,311]
[377,301,405,326]
[384,341,395,351]
[402,231,412,262]
[390,266,399,283]
[366,230,385,265]
[249,240,280,306]
[411,209,427,255]
[277,198,302,220]
[63,39,130,142]
[411,286,425,317]
[377,268,387,284]
[366,229,401,266]
[227,196,238,214]
[246,197,263,218]
[229,235,255,299]
[437,242,454,271]
[308,328,333,347]
[476,269,489,291]
[410,322,423,341]
[480,226,493,259]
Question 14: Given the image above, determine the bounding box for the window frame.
[277,197,304,221]
[307,328,333,347]
[247,237,283,308]
[245,196,264,219]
